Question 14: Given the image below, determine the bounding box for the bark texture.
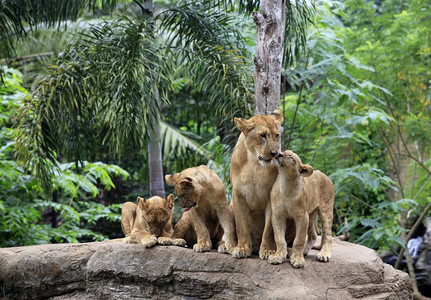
[0,238,413,299]
[148,117,165,198]
[253,0,286,115]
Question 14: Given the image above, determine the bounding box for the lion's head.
[275,150,313,177]
[137,194,174,236]
[234,109,283,166]
[165,174,199,211]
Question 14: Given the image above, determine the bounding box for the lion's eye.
[260,133,266,138]
[160,221,166,226]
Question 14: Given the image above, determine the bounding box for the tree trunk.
[140,0,165,198]
[148,114,165,198]
[252,0,286,115]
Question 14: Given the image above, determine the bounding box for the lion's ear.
[234,117,254,134]
[166,194,174,210]
[270,109,284,124]
[137,196,147,210]
[165,173,178,185]
[179,179,194,190]
[299,164,313,177]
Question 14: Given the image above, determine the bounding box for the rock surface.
[0,238,413,299]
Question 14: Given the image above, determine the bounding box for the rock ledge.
[0,238,412,299]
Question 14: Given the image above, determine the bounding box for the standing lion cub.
[266,150,334,268]
[121,194,182,247]
[165,165,236,254]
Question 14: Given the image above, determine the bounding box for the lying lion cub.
[266,150,334,268]
[121,194,179,247]
[165,165,236,253]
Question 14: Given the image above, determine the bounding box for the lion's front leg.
[231,192,252,258]
[259,202,275,259]
[191,210,212,253]
[268,212,287,264]
[172,214,191,247]
[216,206,236,254]
[289,214,309,268]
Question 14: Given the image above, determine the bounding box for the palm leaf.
[284,0,316,67]
[157,2,254,143]
[15,14,171,190]
[0,0,118,58]
[160,120,215,166]
[157,1,248,54]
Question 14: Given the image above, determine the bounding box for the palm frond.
[160,120,215,166]
[15,14,171,190]
[157,1,248,55]
[175,0,260,14]
[284,0,316,67]
[157,2,254,144]
[0,0,118,58]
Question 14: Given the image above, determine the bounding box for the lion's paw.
[316,251,331,262]
[268,253,285,264]
[231,246,252,259]
[141,235,157,248]
[259,249,275,260]
[157,237,173,245]
[290,255,305,268]
[193,242,211,253]
[172,238,187,247]
[122,236,132,244]
[217,243,229,254]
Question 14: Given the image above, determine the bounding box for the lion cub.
[121,194,178,247]
[267,150,334,268]
[165,165,236,253]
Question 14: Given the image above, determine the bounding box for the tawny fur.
[267,150,334,268]
[121,195,176,247]
[165,165,236,254]
[230,110,296,258]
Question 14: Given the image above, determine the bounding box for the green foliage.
[13,14,171,192]
[0,0,119,63]
[0,67,129,247]
[282,0,431,252]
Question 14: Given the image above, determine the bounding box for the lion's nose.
[270,151,278,157]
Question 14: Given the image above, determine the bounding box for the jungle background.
[0,0,430,297]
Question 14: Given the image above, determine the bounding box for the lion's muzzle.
[276,153,284,167]
[183,201,197,212]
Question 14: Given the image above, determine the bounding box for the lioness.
[121,194,179,247]
[230,109,293,258]
[267,150,334,268]
[165,165,236,253]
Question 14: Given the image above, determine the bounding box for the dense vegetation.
[1,0,430,295]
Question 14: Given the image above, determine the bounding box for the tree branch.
[394,201,431,269]
[285,81,304,150]
[309,121,324,165]
[133,0,152,17]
